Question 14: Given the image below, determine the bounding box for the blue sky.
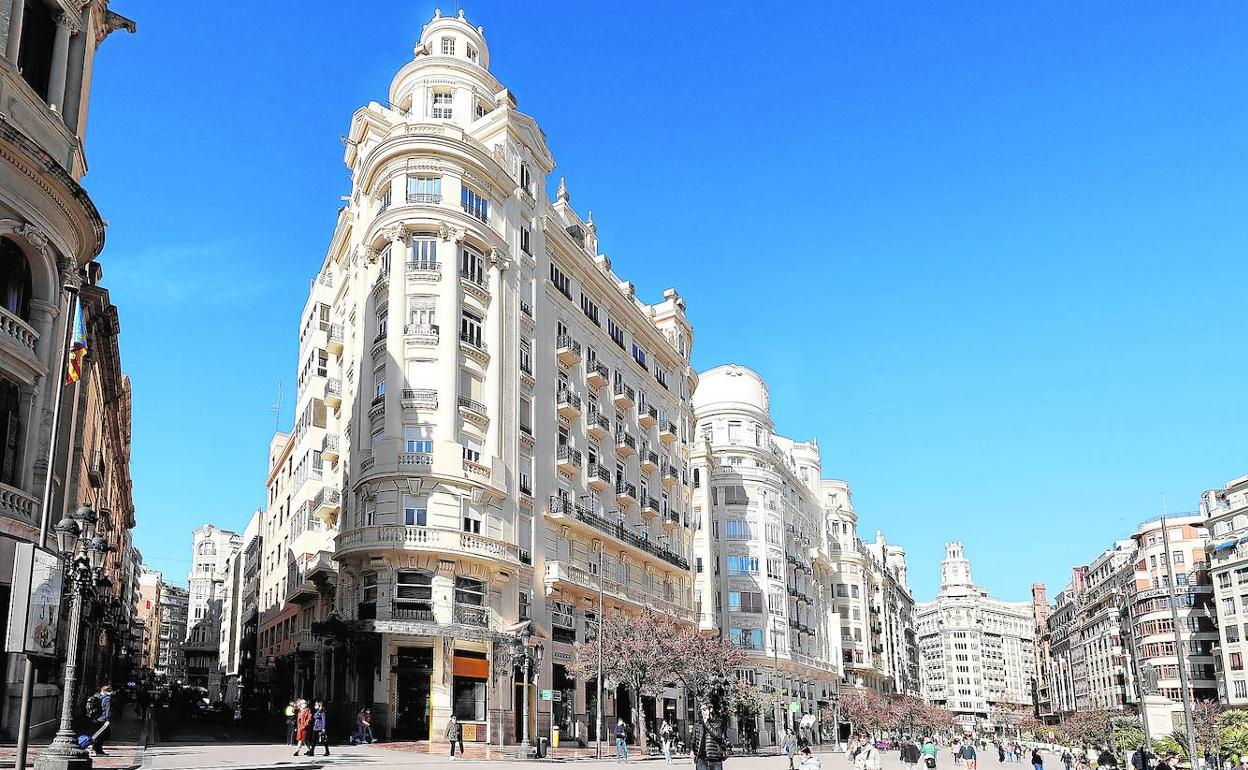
[83,2,1247,599]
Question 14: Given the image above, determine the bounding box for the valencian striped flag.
[64,302,87,384]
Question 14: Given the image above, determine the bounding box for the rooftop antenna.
[271,381,283,432]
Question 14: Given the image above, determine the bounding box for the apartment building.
[689,365,841,746]
[157,584,188,682]
[863,532,921,697]
[1204,474,1248,705]
[916,542,1036,730]
[185,524,241,696]
[219,511,260,705]
[260,9,697,743]
[137,571,163,674]
[1129,513,1216,737]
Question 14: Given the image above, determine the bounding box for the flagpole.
[16,263,81,770]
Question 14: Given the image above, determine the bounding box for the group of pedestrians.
[284,699,330,756]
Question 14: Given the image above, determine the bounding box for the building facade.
[689,364,841,747]
[0,0,133,738]
[219,511,260,705]
[916,542,1036,730]
[1128,513,1216,737]
[156,584,188,683]
[260,9,698,744]
[862,532,920,697]
[185,524,241,697]
[137,570,163,675]
[1205,474,1248,706]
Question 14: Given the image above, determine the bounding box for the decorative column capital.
[381,224,407,245]
[488,247,510,272]
[55,10,82,35]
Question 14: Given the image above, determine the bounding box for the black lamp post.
[36,505,108,770]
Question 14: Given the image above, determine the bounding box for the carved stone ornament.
[382,225,407,244]
[488,247,510,272]
[55,11,82,35]
[361,246,379,264]
[438,222,450,241]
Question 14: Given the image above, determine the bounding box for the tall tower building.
[916,542,1036,730]
[261,9,697,744]
[185,524,241,697]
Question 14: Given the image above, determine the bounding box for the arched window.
[0,377,21,486]
[0,239,32,321]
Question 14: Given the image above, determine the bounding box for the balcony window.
[608,318,625,348]
[407,176,442,205]
[408,298,436,328]
[455,576,485,606]
[404,426,433,454]
[726,555,758,576]
[403,495,428,526]
[460,244,485,285]
[462,501,482,534]
[550,262,572,299]
[461,186,489,222]
[519,589,531,621]
[520,226,531,255]
[410,234,438,269]
[520,339,532,375]
[725,520,751,541]
[460,310,483,348]
[395,571,433,615]
[579,293,600,325]
[432,90,453,119]
[632,343,647,369]
[0,240,32,321]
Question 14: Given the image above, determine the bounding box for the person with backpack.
[660,718,676,765]
[284,701,297,745]
[923,737,939,769]
[85,683,113,756]
[799,746,822,770]
[690,702,728,770]
[311,700,329,756]
[1032,747,1045,770]
[854,733,882,770]
[902,736,922,770]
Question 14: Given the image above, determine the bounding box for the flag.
[65,302,86,384]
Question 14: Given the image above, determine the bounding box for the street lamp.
[513,626,538,759]
[36,505,109,770]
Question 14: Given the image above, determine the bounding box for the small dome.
[417,8,490,70]
[693,364,770,422]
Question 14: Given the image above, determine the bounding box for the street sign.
[789,702,801,713]
[540,689,552,700]
[552,690,563,702]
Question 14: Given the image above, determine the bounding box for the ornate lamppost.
[35,505,109,770]
[510,627,543,759]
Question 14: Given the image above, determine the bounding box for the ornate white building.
[916,542,1035,728]
[184,524,241,697]
[1205,474,1248,706]
[258,9,697,744]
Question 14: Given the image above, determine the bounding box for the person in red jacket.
[293,700,313,756]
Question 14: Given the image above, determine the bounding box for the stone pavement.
[0,711,146,769]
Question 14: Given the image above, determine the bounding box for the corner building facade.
[268,10,697,744]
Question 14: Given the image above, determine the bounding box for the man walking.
[959,740,978,770]
[284,701,297,745]
[446,714,464,759]
[691,702,728,770]
[87,683,113,756]
[614,718,630,762]
[660,717,676,765]
[902,736,922,770]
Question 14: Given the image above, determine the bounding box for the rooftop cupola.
[416,8,491,71]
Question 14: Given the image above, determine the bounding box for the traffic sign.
[540,689,552,700]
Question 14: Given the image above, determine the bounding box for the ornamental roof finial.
[556,176,569,203]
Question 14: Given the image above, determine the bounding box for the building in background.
[185,524,241,697]
[1128,513,1216,737]
[689,364,841,747]
[137,571,163,676]
[237,512,262,709]
[157,584,188,683]
[220,511,260,705]
[863,532,920,697]
[916,542,1036,731]
[256,9,698,745]
[1030,583,1054,720]
[1205,474,1248,706]
[0,0,134,738]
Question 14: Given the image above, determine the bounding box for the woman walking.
[293,700,312,756]
[1032,748,1044,770]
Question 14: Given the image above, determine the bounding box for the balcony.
[659,420,678,443]
[586,361,610,389]
[393,607,435,622]
[544,497,690,571]
[641,497,660,519]
[406,259,441,283]
[286,551,336,605]
[639,404,659,428]
[616,480,637,507]
[663,510,681,530]
[556,389,582,419]
[544,561,695,624]
[587,463,612,491]
[334,525,530,566]
[661,464,679,487]
[587,413,610,439]
[557,445,583,474]
[615,431,636,457]
[312,488,341,524]
[402,388,438,409]
[460,268,490,301]
[322,434,340,463]
[458,395,488,427]
[520,300,533,319]
[407,191,442,205]
[325,324,343,355]
[613,381,635,409]
[640,450,659,473]
[453,604,489,628]
[323,377,342,408]
[404,323,439,345]
[459,332,489,365]
[556,334,582,365]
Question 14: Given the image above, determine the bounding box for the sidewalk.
[0,713,146,769]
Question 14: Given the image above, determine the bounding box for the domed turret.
[417,8,490,70]
[692,364,771,426]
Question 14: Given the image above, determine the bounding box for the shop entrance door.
[394,647,433,740]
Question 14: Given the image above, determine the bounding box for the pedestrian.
[784,728,798,770]
[1131,748,1150,770]
[293,700,312,756]
[855,733,882,770]
[312,700,330,756]
[352,707,373,745]
[954,740,964,767]
[800,746,822,770]
[1098,748,1118,770]
[691,702,728,770]
[999,742,1007,764]
[902,735,922,770]
[960,740,978,770]
[1033,748,1045,770]
[615,718,630,762]
[1155,756,1174,770]
[923,737,939,769]
[1061,751,1073,770]
[660,717,676,765]
[446,714,464,759]
[86,683,113,756]
[285,701,297,745]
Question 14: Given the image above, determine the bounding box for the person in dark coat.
[690,702,729,770]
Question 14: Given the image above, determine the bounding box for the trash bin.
[553,726,561,749]
[537,736,549,758]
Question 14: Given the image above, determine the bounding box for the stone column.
[485,247,508,459]
[435,224,463,446]
[4,0,24,65]
[47,12,79,114]
[381,225,407,447]
[60,5,90,133]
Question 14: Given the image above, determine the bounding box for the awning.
[1213,540,1238,552]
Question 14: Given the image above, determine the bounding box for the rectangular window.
[461,502,482,534]
[1237,680,1248,699]
[520,163,532,193]
[519,398,533,435]
[520,226,531,255]
[440,37,455,55]
[404,425,433,453]
[410,233,438,268]
[460,310,483,348]
[725,520,751,540]
[520,338,532,375]
[460,186,488,222]
[432,90,453,119]
[550,262,572,298]
[580,293,600,325]
[407,176,441,204]
[608,318,625,348]
[402,495,427,526]
[361,572,378,603]
[632,343,647,369]
[1233,653,1244,671]
[460,244,485,285]
[466,44,478,62]
[475,100,488,120]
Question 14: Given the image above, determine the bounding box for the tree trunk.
[633,684,645,753]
